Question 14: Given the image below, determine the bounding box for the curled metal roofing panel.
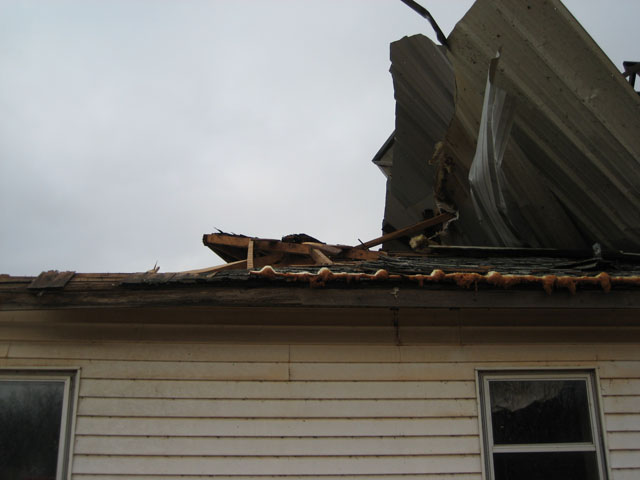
[381,0,640,251]
[380,35,457,250]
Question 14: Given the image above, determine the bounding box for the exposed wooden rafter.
[202,214,455,271]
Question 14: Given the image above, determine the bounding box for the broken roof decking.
[2,249,640,312]
[381,0,640,251]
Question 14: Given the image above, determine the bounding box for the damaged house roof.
[377,0,640,252]
[2,0,640,311]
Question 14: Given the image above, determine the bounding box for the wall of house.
[0,306,638,480]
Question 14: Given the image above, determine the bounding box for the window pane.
[0,380,64,480]
[493,451,599,480]
[489,380,592,444]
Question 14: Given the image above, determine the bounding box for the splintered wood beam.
[181,259,248,274]
[203,234,314,256]
[303,242,342,256]
[340,249,382,261]
[310,248,333,265]
[179,252,288,274]
[202,233,382,263]
[203,234,252,249]
[354,212,455,250]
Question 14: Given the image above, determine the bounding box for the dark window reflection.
[490,380,592,444]
[0,381,64,480]
[494,451,599,480]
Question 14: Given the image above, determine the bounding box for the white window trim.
[477,369,609,480]
[0,368,80,480]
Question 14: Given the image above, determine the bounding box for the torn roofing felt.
[378,0,640,252]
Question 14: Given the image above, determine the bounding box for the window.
[0,370,77,480]
[479,370,608,480]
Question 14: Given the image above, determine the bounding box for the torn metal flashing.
[378,0,640,252]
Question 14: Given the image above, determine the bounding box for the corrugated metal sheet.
[380,0,640,251]
[380,35,457,251]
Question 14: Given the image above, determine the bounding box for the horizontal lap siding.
[1,338,639,478]
[600,375,640,478]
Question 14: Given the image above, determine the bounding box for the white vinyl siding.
[0,321,639,479]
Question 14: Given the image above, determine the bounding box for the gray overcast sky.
[1,0,637,275]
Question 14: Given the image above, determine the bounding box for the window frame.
[0,368,79,480]
[477,369,609,480]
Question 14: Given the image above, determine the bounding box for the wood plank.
[203,234,252,249]
[179,259,246,274]
[74,434,480,456]
[77,398,478,418]
[310,248,333,265]
[79,379,477,400]
[354,213,455,250]
[75,416,480,437]
[203,235,318,257]
[302,242,342,256]
[72,453,481,476]
[4,285,640,310]
[246,239,254,269]
[253,238,314,256]
[27,270,75,289]
[338,248,382,260]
